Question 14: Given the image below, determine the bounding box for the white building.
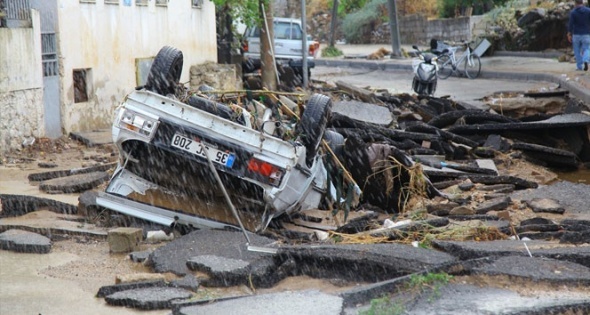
[0,0,217,155]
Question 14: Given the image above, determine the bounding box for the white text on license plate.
[171,134,235,168]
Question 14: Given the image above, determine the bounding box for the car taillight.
[117,108,159,140]
[309,42,319,57]
[246,158,284,187]
[242,40,249,52]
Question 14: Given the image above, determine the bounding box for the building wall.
[0,10,43,154]
[57,0,217,133]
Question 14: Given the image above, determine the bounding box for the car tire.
[145,46,183,96]
[323,129,344,159]
[298,93,333,166]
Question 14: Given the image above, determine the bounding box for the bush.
[341,0,388,44]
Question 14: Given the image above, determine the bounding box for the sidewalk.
[315,44,590,104]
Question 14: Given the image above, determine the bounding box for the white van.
[242,17,319,61]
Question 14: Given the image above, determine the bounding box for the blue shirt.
[569,6,590,35]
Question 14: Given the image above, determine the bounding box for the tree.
[212,0,276,90]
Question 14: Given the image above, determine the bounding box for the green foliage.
[211,0,260,28]
[341,0,388,44]
[359,296,405,315]
[408,272,453,301]
[437,0,512,18]
[329,0,369,17]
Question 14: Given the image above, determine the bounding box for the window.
[105,0,119,5]
[79,0,96,3]
[274,22,302,40]
[73,69,92,103]
[192,0,202,8]
[135,0,147,6]
[155,0,167,6]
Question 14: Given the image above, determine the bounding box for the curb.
[315,59,590,104]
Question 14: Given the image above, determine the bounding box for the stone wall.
[190,62,240,91]
[398,14,473,45]
[0,89,44,156]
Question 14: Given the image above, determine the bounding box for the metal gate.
[29,0,62,138]
[41,31,61,138]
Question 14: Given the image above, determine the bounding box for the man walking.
[567,0,590,71]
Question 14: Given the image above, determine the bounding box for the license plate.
[171,133,235,168]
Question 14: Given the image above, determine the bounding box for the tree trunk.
[329,0,339,48]
[260,0,277,90]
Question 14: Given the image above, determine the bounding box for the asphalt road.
[312,65,558,109]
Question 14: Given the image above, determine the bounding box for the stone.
[107,227,143,253]
[520,217,554,226]
[426,202,459,216]
[332,100,393,127]
[170,274,200,291]
[130,250,152,263]
[39,171,110,193]
[458,181,474,191]
[449,206,475,216]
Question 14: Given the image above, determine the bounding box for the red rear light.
[247,158,284,186]
[242,40,249,52]
[309,42,319,57]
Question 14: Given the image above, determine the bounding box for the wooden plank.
[335,80,379,104]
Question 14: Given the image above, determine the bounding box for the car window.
[274,22,302,40]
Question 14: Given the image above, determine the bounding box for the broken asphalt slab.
[39,171,110,194]
[432,239,590,268]
[0,194,78,216]
[0,229,51,253]
[69,129,113,147]
[510,181,590,216]
[174,290,344,315]
[104,286,194,310]
[377,283,590,315]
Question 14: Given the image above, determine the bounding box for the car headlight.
[117,108,160,139]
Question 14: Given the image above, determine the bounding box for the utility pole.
[301,0,308,87]
[260,0,277,90]
[329,0,339,48]
[387,0,402,57]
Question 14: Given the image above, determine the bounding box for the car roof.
[273,17,302,25]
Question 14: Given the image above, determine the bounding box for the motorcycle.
[411,45,439,96]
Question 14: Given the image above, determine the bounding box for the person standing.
[567,0,590,71]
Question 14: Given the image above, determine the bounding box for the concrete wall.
[57,0,217,133]
[0,10,43,154]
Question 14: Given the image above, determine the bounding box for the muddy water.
[556,169,590,184]
[0,251,168,315]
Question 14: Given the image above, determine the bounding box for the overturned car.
[96,46,335,232]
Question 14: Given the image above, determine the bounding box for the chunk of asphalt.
[148,229,277,276]
[0,194,78,216]
[332,100,393,127]
[470,256,590,285]
[512,142,579,169]
[27,162,116,181]
[448,113,590,133]
[96,280,166,298]
[186,254,267,287]
[175,290,343,315]
[475,196,512,214]
[0,229,51,253]
[395,283,590,315]
[39,171,110,194]
[276,243,456,283]
[432,240,590,268]
[105,287,193,310]
[525,198,565,214]
[511,181,590,214]
[169,274,199,292]
[560,230,590,244]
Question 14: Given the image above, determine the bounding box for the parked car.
[96,46,334,233]
[241,17,319,87]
